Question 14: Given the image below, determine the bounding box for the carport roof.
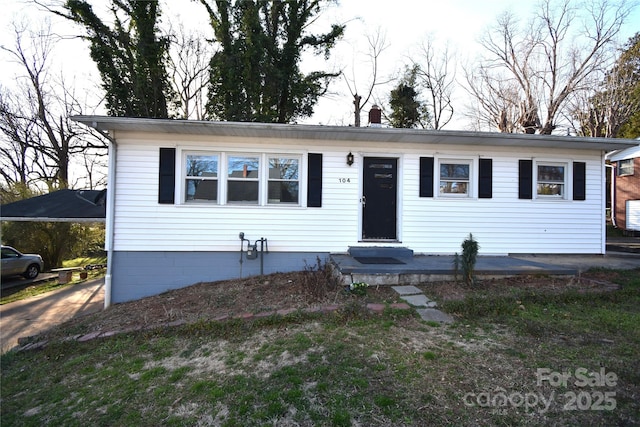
[1,189,106,222]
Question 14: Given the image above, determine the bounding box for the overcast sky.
[1,0,638,129]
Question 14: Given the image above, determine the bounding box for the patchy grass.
[1,269,639,426]
[62,256,107,269]
[0,256,106,305]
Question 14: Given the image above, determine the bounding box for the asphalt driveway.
[0,278,104,353]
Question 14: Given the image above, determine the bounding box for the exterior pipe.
[605,163,616,228]
[103,133,117,309]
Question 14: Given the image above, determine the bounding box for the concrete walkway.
[0,278,104,353]
[392,285,454,324]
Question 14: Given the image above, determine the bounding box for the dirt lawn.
[43,269,621,341]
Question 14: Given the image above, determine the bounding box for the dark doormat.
[354,257,405,265]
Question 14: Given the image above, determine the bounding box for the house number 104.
[338,178,351,183]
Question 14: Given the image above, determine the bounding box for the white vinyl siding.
[111,133,605,255]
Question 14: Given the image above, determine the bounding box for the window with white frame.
[439,160,471,196]
[181,152,302,206]
[185,153,219,203]
[227,155,260,204]
[268,156,300,204]
[536,162,566,198]
[618,159,634,176]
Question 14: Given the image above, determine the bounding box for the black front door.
[362,157,397,240]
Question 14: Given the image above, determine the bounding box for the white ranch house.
[75,116,636,306]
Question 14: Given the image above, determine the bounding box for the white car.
[1,246,44,280]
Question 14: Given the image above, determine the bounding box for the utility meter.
[246,243,258,260]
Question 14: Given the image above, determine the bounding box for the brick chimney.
[368,104,382,127]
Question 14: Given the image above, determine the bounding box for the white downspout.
[104,133,117,309]
[605,163,616,228]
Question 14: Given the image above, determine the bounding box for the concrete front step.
[348,246,414,259]
[330,253,578,287]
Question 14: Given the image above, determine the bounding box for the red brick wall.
[615,157,640,230]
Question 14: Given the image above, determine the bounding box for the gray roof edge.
[72,115,638,151]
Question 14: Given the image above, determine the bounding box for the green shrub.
[453,233,479,286]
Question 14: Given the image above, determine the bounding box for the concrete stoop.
[330,250,580,288]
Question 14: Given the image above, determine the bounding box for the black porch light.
[346,151,354,166]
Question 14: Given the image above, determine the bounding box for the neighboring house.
[606,144,640,233]
[74,115,636,305]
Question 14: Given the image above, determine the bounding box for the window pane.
[619,159,634,176]
[268,157,299,204]
[538,165,564,182]
[186,179,218,201]
[269,158,299,180]
[537,183,563,196]
[440,163,469,179]
[228,156,259,179]
[227,181,259,203]
[440,181,468,194]
[268,182,299,203]
[186,154,218,178]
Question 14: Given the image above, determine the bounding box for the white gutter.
[104,133,117,309]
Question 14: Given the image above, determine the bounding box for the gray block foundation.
[111,251,328,304]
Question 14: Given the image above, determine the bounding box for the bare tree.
[410,36,456,129]
[343,29,391,127]
[0,22,107,191]
[464,65,524,132]
[167,23,213,120]
[569,33,640,138]
[0,87,37,187]
[467,0,633,134]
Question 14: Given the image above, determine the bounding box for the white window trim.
[435,157,476,198]
[266,154,302,206]
[178,149,304,207]
[182,150,221,204]
[534,159,570,200]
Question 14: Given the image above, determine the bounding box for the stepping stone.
[392,285,423,296]
[415,308,454,324]
[400,294,432,307]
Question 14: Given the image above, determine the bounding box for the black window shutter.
[573,161,586,201]
[518,160,533,199]
[307,153,323,207]
[158,148,176,204]
[420,157,434,197]
[478,158,493,198]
